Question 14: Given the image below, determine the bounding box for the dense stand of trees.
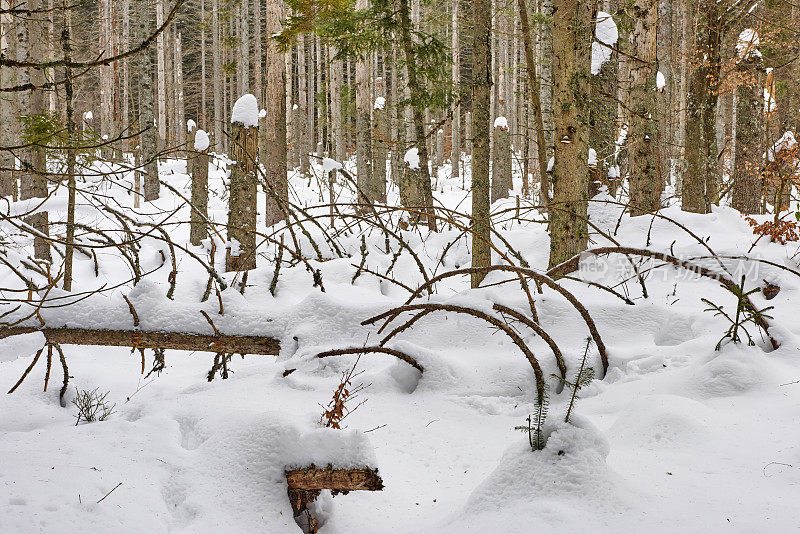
[0,0,798,277]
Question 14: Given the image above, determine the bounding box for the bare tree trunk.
[0,0,16,197]
[19,0,50,261]
[628,0,662,215]
[298,37,310,173]
[471,0,492,286]
[330,47,344,162]
[62,0,77,290]
[138,0,159,202]
[261,0,288,227]
[175,32,186,151]
[491,120,511,201]
[156,0,167,151]
[540,0,554,162]
[99,0,114,159]
[517,0,549,204]
[548,0,593,269]
[731,51,764,214]
[373,76,388,203]
[355,0,374,206]
[239,0,250,95]
[213,0,223,147]
[190,132,210,246]
[683,0,720,213]
[398,0,437,230]
[451,0,461,183]
[226,111,259,272]
[254,0,263,103]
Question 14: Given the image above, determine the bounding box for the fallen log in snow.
[285,466,384,516]
[0,326,281,355]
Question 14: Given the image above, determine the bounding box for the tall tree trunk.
[731,51,764,214]
[261,0,288,228]
[548,0,593,269]
[628,0,662,215]
[62,0,77,290]
[517,0,549,204]
[540,0,555,162]
[239,0,250,95]
[330,47,344,162]
[0,0,16,197]
[213,0,223,148]
[373,76,388,203]
[19,0,50,261]
[355,0,374,206]
[471,0,492,286]
[682,0,720,213]
[138,0,159,202]
[398,0,436,230]
[156,0,167,151]
[175,32,186,151]
[451,0,461,183]
[491,119,511,201]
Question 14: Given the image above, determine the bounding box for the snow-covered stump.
[190,129,210,246]
[226,94,260,272]
[285,466,384,517]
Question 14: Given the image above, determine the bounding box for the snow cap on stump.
[231,94,260,127]
[194,129,210,152]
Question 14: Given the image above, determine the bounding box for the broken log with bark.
[0,326,281,355]
[285,466,384,516]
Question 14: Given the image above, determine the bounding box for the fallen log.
[285,466,383,517]
[0,326,280,355]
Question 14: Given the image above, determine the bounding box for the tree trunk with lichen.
[628,0,662,215]
[226,123,259,272]
[471,0,491,287]
[548,0,594,269]
[731,53,764,215]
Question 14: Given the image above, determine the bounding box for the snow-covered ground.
[2,156,800,532]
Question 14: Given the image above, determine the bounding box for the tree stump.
[226,120,259,272]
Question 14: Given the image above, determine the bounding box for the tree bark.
[548,0,593,269]
[373,76,388,203]
[731,53,764,214]
[471,0,491,286]
[138,0,159,202]
[190,133,209,246]
[226,120,259,272]
[261,0,288,228]
[628,0,662,215]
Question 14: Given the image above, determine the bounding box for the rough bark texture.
[451,0,461,184]
[138,0,159,202]
[355,3,374,208]
[628,0,662,215]
[261,0,288,228]
[0,0,17,198]
[189,141,209,246]
[540,0,555,160]
[0,326,280,355]
[491,121,511,202]
[18,0,49,261]
[731,53,764,215]
[682,0,720,213]
[470,0,492,287]
[548,0,593,269]
[226,123,259,272]
[285,467,384,491]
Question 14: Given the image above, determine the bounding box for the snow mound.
[591,12,617,75]
[374,96,386,110]
[494,116,508,130]
[455,416,615,530]
[186,119,197,132]
[231,94,260,127]
[656,71,666,91]
[0,331,45,363]
[194,129,210,152]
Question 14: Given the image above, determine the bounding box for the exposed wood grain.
[285,467,384,491]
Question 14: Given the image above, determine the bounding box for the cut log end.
[285,466,384,516]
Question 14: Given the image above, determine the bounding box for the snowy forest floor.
[2,156,800,532]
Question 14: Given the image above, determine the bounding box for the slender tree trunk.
[156,0,167,150]
[62,1,77,290]
[540,0,554,161]
[355,0,374,206]
[0,0,16,197]
[240,0,250,95]
[213,0,223,148]
[330,47,344,162]
[491,120,511,201]
[373,76,388,203]
[548,0,593,269]
[261,0,288,227]
[471,0,492,286]
[517,0,549,204]
[138,0,159,201]
[19,0,50,261]
[175,32,186,151]
[254,0,263,104]
[451,0,461,183]
[628,0,662,215]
